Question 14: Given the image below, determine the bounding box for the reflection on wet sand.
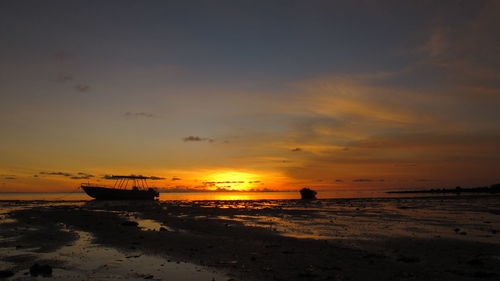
[206,197,500,243]
[0,195,499,281]
[0,202,226,281]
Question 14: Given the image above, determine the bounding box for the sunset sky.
[1,0,499,192]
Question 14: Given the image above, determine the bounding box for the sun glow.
[203,171,263,191]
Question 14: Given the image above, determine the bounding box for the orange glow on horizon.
[203,171,263,191]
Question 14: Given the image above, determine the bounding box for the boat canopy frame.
[109,175,152,190]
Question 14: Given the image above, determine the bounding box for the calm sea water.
[0,190,463,201]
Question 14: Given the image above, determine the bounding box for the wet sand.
[1,196,499,281]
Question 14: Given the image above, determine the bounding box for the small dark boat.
[81,175,159,200]
[300,188,317,200]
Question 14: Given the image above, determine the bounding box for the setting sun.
[203,171,263,191]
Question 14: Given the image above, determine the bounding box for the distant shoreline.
[388,184,500,194]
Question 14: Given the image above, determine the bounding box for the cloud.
[352,179,373,182]
[149,176,165,180]
[202,181,246,188]
[70,176,90,179]
[203,181,245,185]
[124,112,157,118]
[55,71,92,93]
[74,84,90,93]
[276,52,500,185]
[0,174,17,180]
[183,136,214,143]
[335,179,344,182]
[291,147,302,152]
[183,136,203,141]
[416,179,435,182]
[294,76,429,127]
[40,171,95,180]
[417,0,500,86]
[56,72,73,82]
[350,132,500,152]
[352,179,385,182]
[70,172,94,180]
[171,177,182,181]
[40,171,73,177]
[102,175,165,180]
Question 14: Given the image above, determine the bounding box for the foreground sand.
[0,196,499,281]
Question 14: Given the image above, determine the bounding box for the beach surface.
[1,195,499,281]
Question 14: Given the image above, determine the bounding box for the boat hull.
[82,186,158,200]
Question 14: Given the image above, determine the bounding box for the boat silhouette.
[300,188,317,200]
[81,175,159,200]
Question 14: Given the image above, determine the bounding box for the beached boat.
[81,175,159,200]
[300,188,317,200]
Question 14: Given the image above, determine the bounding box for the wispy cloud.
[55,71,92,93]
[40,171,94,179]
[40,171,73,177]
[352,179,372,182]
[102,175,165,180]
[74,84,90,93]
[124,112,157,118]
[70,172,94,180]
[416,0,500,87]
[56,72,73,82]
[203,181,245,185]
[274,49,500,184]
[416,179,435,182]
[183,136,214,143]
[352,179,385,182]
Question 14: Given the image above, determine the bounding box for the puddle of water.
[5,228,227,281]
[132,218,175,232]
[119,212,176,232]
[0,214,16,224]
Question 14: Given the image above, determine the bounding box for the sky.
[1,0,499,192]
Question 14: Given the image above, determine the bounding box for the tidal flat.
[0,196,499,281]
